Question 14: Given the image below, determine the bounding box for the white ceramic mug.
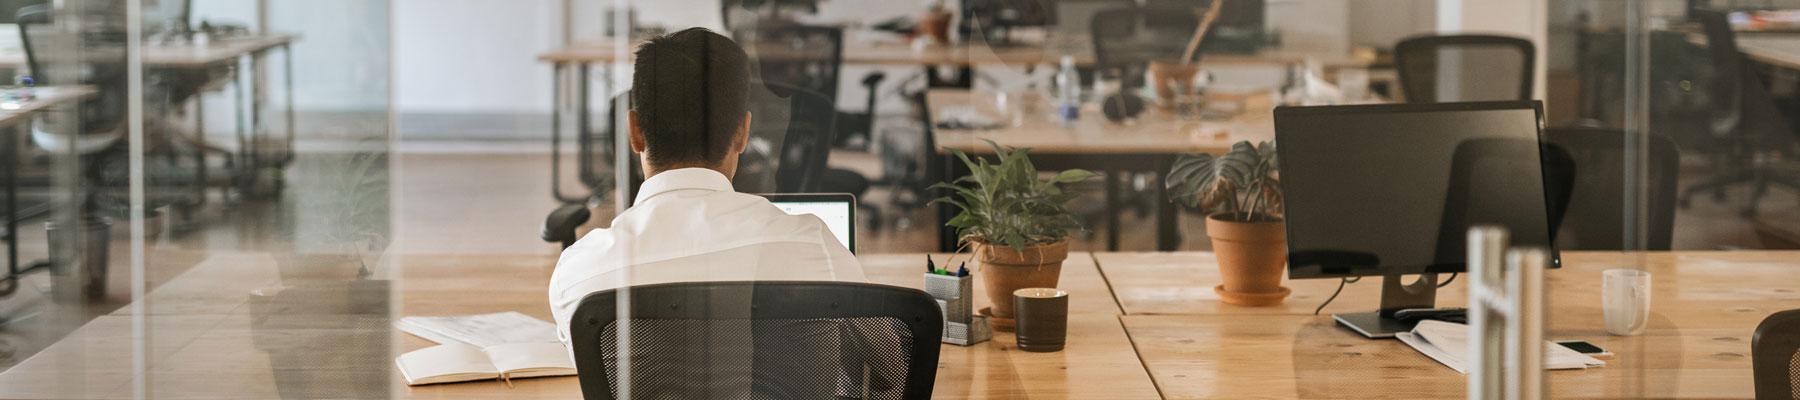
[1602,269,1652,335]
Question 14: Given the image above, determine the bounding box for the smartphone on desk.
[1556,340,1613,360]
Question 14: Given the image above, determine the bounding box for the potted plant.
[916,1,953,45]
[1167,141,1287,306]
[933,140,1096,332]
[1149,0,1226,106]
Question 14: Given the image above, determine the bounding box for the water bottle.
[1054,55,1080,125]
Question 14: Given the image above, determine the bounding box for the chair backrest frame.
[569,281,943,400]
[1394,34,1535,103]
[1754,309,1800,400]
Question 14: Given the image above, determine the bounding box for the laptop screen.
[765,194,856,253]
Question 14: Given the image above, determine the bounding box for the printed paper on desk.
[1397,320,1605,374]
[398,311,559,348]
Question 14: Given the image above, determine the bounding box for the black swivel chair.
[1755,309,1800,400]
[1432,137,1576,264]
[1678,9,1799,217]
[568,281,942,400]
[737,26,877,220]
[1090,7,1198,89]
[1394,34,1535,103]
[1544,127,1681,250]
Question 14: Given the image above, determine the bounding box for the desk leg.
[1105,169,1120,251]
[937,152,968,252]
[576,64,596,196]
[233,61,250,193]
[549,63,579,203]
[5,126,17,275]
[1155,157,1180,251]
[280,43,296,166]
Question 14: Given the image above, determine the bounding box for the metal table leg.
[280,43,296,166]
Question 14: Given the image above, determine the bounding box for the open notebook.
[396,342,575,386]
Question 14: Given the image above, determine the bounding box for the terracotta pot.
[975,240,1068,332]
[1206,214,1289,306]
[917,10,952,44]
[1148,61,1201,107]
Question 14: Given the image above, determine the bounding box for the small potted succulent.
[934,140,1096,331]
[1167,140,1287,306]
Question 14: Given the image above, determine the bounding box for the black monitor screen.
[1275,101,1554,279]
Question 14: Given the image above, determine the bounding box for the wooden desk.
[928,89,1274,252]
[541,37,1372,69]
[0,251,1161,399]
[1735,36,1800,71]
[1101,251,1800,399]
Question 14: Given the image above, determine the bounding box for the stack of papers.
[1396,320,1605,374]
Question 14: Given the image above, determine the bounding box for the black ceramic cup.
[1012,288,1068,352]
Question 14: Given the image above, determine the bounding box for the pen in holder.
[924,257,989,346]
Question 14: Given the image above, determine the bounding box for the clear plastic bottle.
[1054,55,1080,125]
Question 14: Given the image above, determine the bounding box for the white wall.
[188,0,389,139]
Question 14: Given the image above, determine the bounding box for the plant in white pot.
[933,140,1096,332]
[1167,140,1287,306]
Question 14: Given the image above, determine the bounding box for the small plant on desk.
[1167,140,1290,306]
[932,140,1096,332]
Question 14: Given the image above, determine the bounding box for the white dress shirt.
[547,167,868,346]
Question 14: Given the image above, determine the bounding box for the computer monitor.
[762,193,857,254]
[1274,101,1559,339]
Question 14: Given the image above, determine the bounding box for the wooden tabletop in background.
[928,89,1274,155]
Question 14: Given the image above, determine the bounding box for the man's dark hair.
[631,27,751,167]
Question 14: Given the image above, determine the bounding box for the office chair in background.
[736,25,879,225]
[1394,34,1535,103]
[1677,9,1799,218]
[1544,127,1681,250]
[569,281,942,400]
[1753,309,1800,400]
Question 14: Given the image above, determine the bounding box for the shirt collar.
[633,168,735,204]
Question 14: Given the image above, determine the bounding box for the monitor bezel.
[1274,100,1561,280]
[760,193,858,254]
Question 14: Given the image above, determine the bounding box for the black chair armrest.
[542,204,592,249]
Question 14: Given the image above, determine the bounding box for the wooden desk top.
[1,250,1790,399]
[1737,36,1800,70]
[540,37,1373,70]
[929,89,1274,155]
[0,86,97,128]
[0,34,297,68]
[1101,251,1800,399]
[0,251,1158,399]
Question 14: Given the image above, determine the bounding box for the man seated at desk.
[547,28,867,346]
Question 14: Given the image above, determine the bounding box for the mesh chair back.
[1543,127,1680,250]
[1430,136,1573,265]
[1091,7,1197,88]
[569,281,942,400]
[1394,34,1534,103]
[734,25,842,102]
[18,3,128,138]
[1755,309,1800,400]
[764,83,837,193]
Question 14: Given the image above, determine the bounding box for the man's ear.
[730,111,752,154]
[628,111,647,154]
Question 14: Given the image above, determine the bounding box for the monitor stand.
[1333,273,1460,339]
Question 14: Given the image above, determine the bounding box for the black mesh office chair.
[1394,34,1535,103]
[1090,7,1197,88]
[1677,9,1799,218]
[1544,127,1681,250]
[736,26,875,218]
[1432,137,1575,263]
[569,281,942,400]
[1755,309,1800,400]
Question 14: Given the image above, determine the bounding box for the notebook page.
[396,343,500,385]
[397,312,558,348]
[485,342,577,378]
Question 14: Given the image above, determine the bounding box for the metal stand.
[1333,273,1450,339]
